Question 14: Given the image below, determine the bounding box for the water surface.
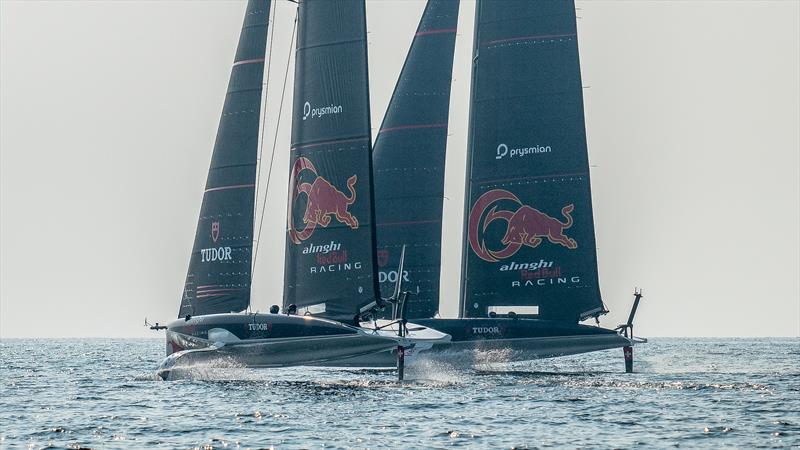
[1,338,798,449]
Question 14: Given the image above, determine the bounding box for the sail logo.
[499,260,553,271]
[201,221,232,262]
[310,261,362,274]
[302,240,342,255]
[377,249,390,267]
[468,189,577,262]
[288,157,359,244]
[200,247,232,262]
[303,101,343,121]
[211,221,220,243]
[378,270,410,284]
[495,143,552,160]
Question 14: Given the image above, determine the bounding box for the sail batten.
[372,0,460,319]
[179,0,270,319]
[283,0,378,324]
[459,0,604,322]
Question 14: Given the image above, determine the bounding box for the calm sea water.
[1,338,798,449]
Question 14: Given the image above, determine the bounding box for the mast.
[372,0,460,319]
[459,0,605,322]
[179,0,271,319]
[283,0,378,324]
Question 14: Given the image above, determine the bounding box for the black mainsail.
[179,0,270,319]
[460,0,605,321]
[284,0,378,323]
[372,0,460,319]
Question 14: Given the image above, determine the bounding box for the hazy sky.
[1,0,798,338]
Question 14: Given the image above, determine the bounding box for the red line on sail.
[477,172,587,186]
[291,137,369,151]
[485,33,576,46]
[379,123,447,134]
[204,184,256,193]
[197,288,243,294]
[377,219,441,227]
[415,28,457,37]
[232,58,265,67]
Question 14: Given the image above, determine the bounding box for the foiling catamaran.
[154,0,448,380]
[321,0,647,368]
[152,0,645,380]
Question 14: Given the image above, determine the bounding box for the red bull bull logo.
[288,157,359,244]
[468,189,577,263]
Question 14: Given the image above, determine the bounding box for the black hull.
[165,312,361,353]
[161,315,631,373]
[315,318,631,368]
[415,318,617,341]
[160,313,398,375]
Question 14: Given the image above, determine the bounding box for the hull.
[165,332,399,369]
[161,313,398,372]
[159,313,450,377]
[316,318,632,368]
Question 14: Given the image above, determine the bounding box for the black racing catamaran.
[329,0,646,369]
[156,0,448,380]
[155,0,644,377]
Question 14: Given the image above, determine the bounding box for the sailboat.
[157,0,645,377]
[323,0,646,369]
[156,0,448,379]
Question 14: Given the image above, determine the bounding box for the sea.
[1,338,798,449]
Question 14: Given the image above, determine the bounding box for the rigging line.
[252,2,278,248]
[252,10,298,273]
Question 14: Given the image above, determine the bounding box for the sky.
[1,0,798,338]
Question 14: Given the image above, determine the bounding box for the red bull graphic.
[468,189,578,263]
[288,157,359,244]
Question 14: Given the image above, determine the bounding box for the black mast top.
[283,0,378,324]
[372,0,460,319]
[460,0,605,321]
[179,0,270,319]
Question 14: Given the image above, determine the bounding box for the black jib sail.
[372,0,460,319]
[460,0,605,321]
[178,0,270,319]
[284,0,377,323]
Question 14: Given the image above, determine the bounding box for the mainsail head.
[460,0,605,322]
[179,0,270,318]
[372,0,460,319]
[283,0,378,324]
